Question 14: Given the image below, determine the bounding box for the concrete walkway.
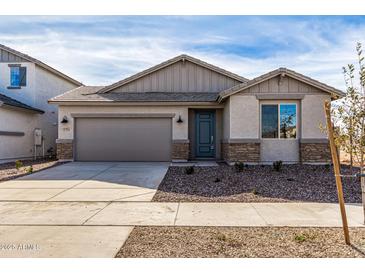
[0,202,363,228]
[0,202,363,257]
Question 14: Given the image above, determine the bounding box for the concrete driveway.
[0,162,169,257]
[0,162,169,202]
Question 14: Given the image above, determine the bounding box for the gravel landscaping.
[152,164,362,203]
[116,226,365,258]
[0,158,63,182]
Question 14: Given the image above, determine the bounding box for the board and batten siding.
[240,75,324,95]
[0,49,28,62]
[112,60,241,93]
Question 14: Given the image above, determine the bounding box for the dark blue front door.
[196,111,215,158]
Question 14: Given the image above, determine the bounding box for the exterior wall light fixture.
[177,115,183,123]
[61,116,68,124]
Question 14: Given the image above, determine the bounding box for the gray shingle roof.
[0,93,44,113]
[49,86,219,102]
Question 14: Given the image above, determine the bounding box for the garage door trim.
[71,113,176,118]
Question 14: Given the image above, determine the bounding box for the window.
[9,65,26,87]
[261,105,278,138]
[280,104,297,139]
[261,103,297,139]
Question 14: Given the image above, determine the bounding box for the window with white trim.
[261,103,297,139]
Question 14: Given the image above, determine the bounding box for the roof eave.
[1,103,44,114]
[48,100,220,106]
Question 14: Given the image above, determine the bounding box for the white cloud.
[0,16,364,90]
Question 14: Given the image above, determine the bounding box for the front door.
[195,111,215,158]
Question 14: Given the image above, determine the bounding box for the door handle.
[211,136,214,144]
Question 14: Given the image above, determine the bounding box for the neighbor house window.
[9,65,26,87]
[261,103,297,139]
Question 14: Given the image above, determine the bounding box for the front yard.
[0,158,62,182]
[152,164,362,203]
[117,226,365,258]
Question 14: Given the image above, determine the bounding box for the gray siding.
[0,49,28,62]
[241,76,324,95]
[112,60,241,93]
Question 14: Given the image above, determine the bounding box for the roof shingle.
[49,86,219,102]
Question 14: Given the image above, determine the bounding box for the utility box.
[34,129,42,146]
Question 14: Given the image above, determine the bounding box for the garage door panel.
[75,117,172,161]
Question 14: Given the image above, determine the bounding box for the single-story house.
[49,54,344,164]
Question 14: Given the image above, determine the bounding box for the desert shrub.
[251,188,258,195]
[234,161,244,172]
[185,166,194,175]
[294,234,307,243]
[27,165,33,173]
[216,233,227,242]
[15,160,23,170]
[273,160,283,172]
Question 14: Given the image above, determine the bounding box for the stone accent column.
[222,140,260,163]
[172,140,190,161]
[56,139,73,161]
[300,140,331,163]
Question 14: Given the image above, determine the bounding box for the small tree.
[332,42,365,221]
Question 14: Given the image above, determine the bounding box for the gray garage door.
[75,117,172,161]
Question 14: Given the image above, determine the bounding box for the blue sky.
[0,16,364,88]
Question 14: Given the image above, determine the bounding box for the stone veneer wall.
[222,142,260,163]
[172,141,190,161]
[300,142,331,163]
[56,140,73,160]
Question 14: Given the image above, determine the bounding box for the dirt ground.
[117,226,365,258]
[0,158,63,182]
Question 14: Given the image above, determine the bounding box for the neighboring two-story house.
[0,44,82,163]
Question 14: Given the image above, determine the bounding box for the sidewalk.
[1,202,363,257]
[0,202,363,227]
[85,202,365,227]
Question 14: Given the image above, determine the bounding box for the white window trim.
[260,102,298,140]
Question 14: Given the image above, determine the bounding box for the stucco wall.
[222,98,230,140]
[0,62,79,161]
[0,107,41,162]
[301,94,331,139]
[34,66,79,156]
[229,95,259,139]
[58,105,189,141]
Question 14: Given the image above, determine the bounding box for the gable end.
[99,54,247,94]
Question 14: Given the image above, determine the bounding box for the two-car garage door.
[75,117,172,161]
